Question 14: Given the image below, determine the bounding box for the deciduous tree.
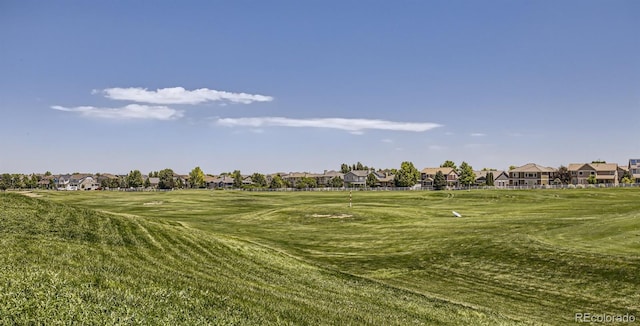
[394,161,420,187]
[232,170,243,188]
[127,170,144,188]
[366,173,378,187]
[458,162,476,187]
[158,169,176,189]
[251,173,267,188]
[189,166,206,188]
[557,165,570,184]
[270,174,285,189]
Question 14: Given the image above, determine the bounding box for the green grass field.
[2,189,639,324]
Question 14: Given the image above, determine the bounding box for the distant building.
[509,163,556,186]
[629,159,640,183]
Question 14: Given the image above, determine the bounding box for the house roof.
[421,167,457,175]
[568,163,618,172]
[474,170,504,179]
[346,170,370,177]
[510,163,556,173]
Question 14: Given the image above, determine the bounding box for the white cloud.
[51,104,184,120]
[381,139,393,143]
[470,133,486,137]
[97,87,274,105]
[216,117,442,133]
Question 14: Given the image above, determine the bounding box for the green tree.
[366,173,378,187]
[100,178,110,189]
[48,178,55,189]
[440,160,457,170]
[356,162,364,170]
[251,173,268,188]
[44,171,52,176]
[127,170,144,188]
[12,174,24,189]
[394,161,420,187]
[0,174,11,190]
[433,171,447,190]
[458,162,476,187]
[557,165,570,184]
[587,175,597,184]
[270,174,285,189]
[232,170,243,188]
[176,177,184,189]
[329,177,344,188]
[189,166,206,188]
[296,177,317,189]
[340,164,351,174]
[485,172,495,186]
[509,165,517,171]
[144,177,151,188]
[158,169,176,189]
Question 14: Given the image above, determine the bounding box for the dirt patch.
[18,191,42,198]
[143,201,164,206]
[311,214,352,219]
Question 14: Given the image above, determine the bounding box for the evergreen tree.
[486,172,495,186]
[433,171,447,190]
[440,160,457,170]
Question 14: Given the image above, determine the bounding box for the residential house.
[629,159,640,183]
[148,177,160,188]
[210,175,235,189]
[509,163,556,186]
[344,170,369,187]
[474,170,506,187]
[420,167,459,189]
[78,176,99,190]
[494,171,510,187]
[373,171,395,188]
[282,172,320,188]
[316,170,344,187]
[568,163,619,185]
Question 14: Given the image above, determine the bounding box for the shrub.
[567,184,576,189]
[576,184,585,189]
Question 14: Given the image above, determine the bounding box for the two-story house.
[630,159,640,183]
[509,163,556,186]
[420,167,459,189]
[568,163,619,185]
[344,170,369,187]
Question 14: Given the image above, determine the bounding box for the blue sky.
[1,1,639,175]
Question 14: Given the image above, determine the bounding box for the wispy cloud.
[216,117,441,133]
[381,138,393,143]
[96,87,274,105]
[51,104,184,120]
[470,133,486,137]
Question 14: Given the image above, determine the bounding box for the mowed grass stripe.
[1,193,515,325]
[39,188,640,324]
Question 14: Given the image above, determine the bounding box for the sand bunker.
[18,191,42,198]
[143,201,163,206]
[311,213,352,219]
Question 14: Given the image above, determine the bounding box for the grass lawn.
[3,188,640,324]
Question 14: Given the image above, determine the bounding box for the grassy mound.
[0,193,513,325]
